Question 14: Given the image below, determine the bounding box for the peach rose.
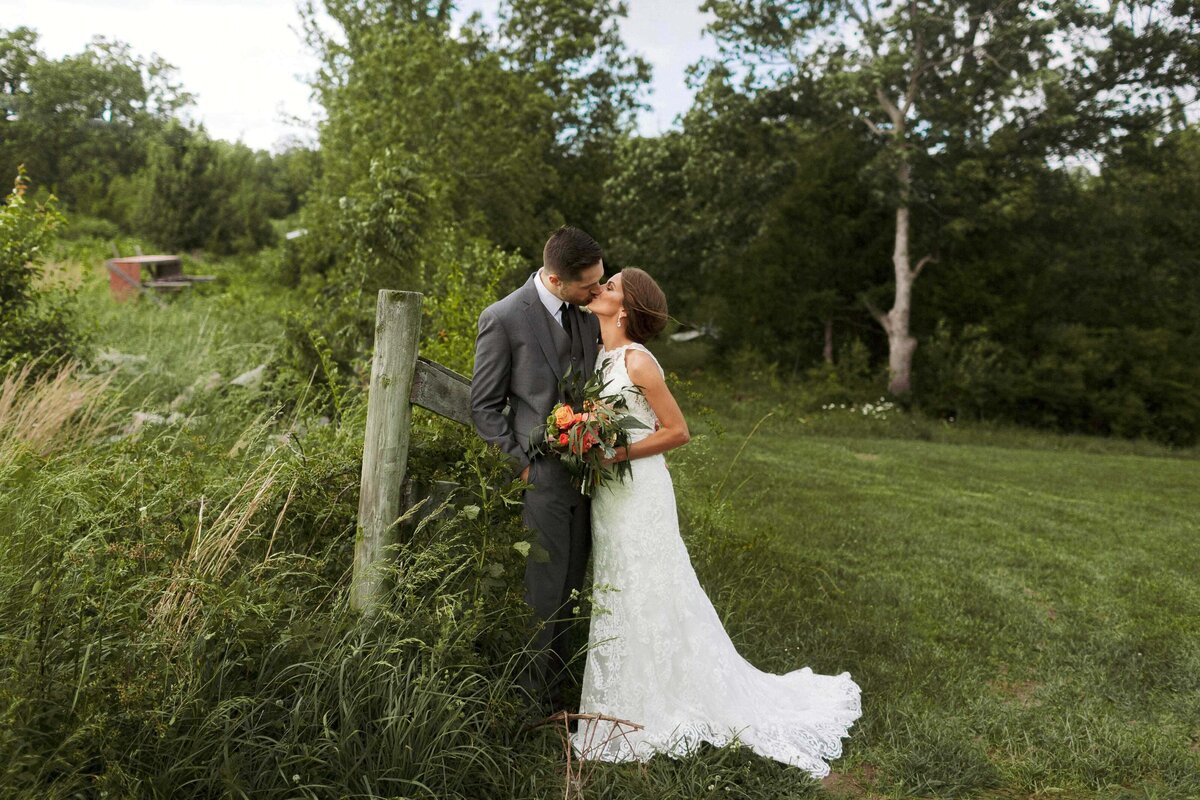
[554,405,575,429]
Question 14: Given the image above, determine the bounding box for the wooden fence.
[353,289,473,611]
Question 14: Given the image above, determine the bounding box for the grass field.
[2,251,1198,798]
[662,362,1200,798]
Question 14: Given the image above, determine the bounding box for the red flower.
[558,433,569,447]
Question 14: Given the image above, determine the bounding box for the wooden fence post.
[352,290,423,612]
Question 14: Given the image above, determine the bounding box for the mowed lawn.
[676,418,1200,798]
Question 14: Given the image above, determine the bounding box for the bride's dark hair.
[620,267,668,344]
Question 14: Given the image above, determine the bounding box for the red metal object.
[108,258,143,302]
[107,255,183,302]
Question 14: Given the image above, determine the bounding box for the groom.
[470,226,605,709]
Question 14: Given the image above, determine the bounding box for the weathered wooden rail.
[353,289,474,611]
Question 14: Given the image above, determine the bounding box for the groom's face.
[557,261,606,306]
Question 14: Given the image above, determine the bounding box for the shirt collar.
[534,268,565,321]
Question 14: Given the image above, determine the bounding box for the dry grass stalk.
[529,711,645,800]
[0,360,116,462]
[150,455,286,639]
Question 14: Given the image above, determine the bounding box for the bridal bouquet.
[540,368,647,497]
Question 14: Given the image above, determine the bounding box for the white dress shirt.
[535,268,567,328]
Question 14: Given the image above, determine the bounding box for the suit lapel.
[521,273,565,383]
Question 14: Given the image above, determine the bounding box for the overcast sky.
[7,0,719,151]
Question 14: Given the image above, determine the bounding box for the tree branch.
[860,292,890,331]
[912,254,936,279]
[876,87,904,131]
[860,114,885,136]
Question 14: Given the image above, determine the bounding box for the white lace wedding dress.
[571,343,862,778]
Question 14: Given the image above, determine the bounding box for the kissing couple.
[470,226,861,778]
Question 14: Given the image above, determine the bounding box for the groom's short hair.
[543,226,603,281]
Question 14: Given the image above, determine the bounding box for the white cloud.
[622,0,719,133]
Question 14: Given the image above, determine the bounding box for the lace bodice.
[596,343,662,444]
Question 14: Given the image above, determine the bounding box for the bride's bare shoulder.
[624,346,664,381]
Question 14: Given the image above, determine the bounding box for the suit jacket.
[471,272,601,479]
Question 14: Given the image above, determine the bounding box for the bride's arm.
[606,349,689,463]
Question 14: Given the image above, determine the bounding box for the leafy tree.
[602,64,796,323]
[702,0,1200,396]
[124,121,218,252]
[731,127,889,372]
[297,0,555,288]
[296,0,650,302]
[0,29,192,214]
[496,0,650,237]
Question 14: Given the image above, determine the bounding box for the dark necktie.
[559,302,572,340]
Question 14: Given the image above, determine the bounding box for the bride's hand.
[601,446,627,467]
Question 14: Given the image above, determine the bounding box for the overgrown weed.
[0,359,116,461]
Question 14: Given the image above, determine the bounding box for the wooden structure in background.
[106,255,216,303]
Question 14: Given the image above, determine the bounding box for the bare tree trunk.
[886,198,917,395]
[823,318,834,365]
[864,164,933,397]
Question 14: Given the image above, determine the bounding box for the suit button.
[571,356,578,362]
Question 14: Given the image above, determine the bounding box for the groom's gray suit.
[471,271,600,700]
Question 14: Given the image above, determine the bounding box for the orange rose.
[554,405,575,430]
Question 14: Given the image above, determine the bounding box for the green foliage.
[621,1,1200,443]
[119,123,281,254]
[718,126,889,370]
[297,3,554,279]
[420,236,526,375]
[496,0,650,237]
[293,0,648,297]
[0,398,539,798]
[0,264,547,798]
[272,227,522,423]
[602,64,795,320]
[919,321,1200,447]
[0,168,86,368]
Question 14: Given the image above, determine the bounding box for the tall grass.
[0,390,552,798]
[0,360,115,462]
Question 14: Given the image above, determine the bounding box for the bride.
[572,268,862,778]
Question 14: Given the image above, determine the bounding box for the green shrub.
[0,168,88,369]
[919,320,1200,446]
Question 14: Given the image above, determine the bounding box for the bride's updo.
[621,267,668,344]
